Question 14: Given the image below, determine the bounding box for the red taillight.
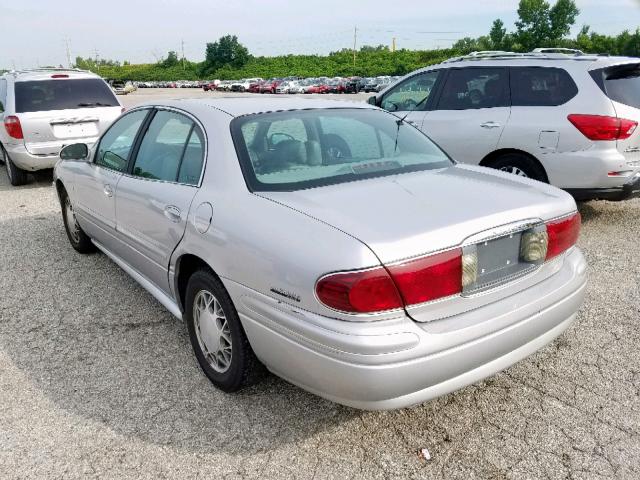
[387,248,462,305]
[316,267,403,313]
[568,114,637,141]
[316,248,463,313]
[546,212,581,260]
[51,74,69,78]
[4,116,23,140]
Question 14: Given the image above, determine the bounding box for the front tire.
[60,188,95,253]
[3,147,28,186]
[488,153,548,183]
[185,270,262,392]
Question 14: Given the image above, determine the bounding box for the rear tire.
[3,147,28,186]
[185,270,263,392]
[488,153,548,183]
[60,188,95,253]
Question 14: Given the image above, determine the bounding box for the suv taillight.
[568,114,637,141]
[4,116,23,140]
[546,212,581,260]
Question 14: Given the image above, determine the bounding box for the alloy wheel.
[65,196,81,244]
[500,165,528,177]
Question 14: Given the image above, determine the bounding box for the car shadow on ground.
[0,168,54,192]
[0,210,358,455]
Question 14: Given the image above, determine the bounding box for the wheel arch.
[479,148,549,183]
[174,253,217,313]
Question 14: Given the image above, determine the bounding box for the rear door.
[378,70,442,129]
[114,109,206,292]
[596,63,640,166]
[14,77,121,155]
[421,67,510,163]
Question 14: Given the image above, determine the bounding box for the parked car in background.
[202,81,219,92]
[326,79,346,93]
[0,68,123,186]
[276,80,300,94]
[231,78,263,92]
[111,80,135,95]
[54,97,586,410]
[306,82,329,94]
[371,50,640,201]
[248,81,263,93]
[260,79,282,94]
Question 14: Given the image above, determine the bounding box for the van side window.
[0,79,6,112]
[510,67,578,106]
[437,68,509,110]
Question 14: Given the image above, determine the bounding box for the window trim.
[109,106,208,188]
[434,66,510,111]
[93,107,153,173]
[0,78,6,112]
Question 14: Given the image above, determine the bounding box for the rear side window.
[597,63,640,109]
[132,110,204,185]
[437,68,509,110]
[0,79,6,112]
[510,67,577,106]
[14,78,118,113]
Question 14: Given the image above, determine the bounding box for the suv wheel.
[185,270,263,392]
[60,188,95,253]
[3,147,28,186]
[488,153,548,183]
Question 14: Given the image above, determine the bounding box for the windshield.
[231,108,452,192]
[15,78,118,113]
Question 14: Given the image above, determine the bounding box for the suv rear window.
[15,78,118,113]
[595,63,640,109]
[510,67,578,106]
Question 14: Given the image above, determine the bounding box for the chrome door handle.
[164,205,181,223]
[480,121,501,129]
[103,184,113,197]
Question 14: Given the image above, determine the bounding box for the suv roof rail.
[443,48,595,63]
[11,67,90,75]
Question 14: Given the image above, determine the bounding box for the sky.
[1,0,639,69]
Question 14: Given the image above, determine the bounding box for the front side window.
[437,68,509,110]
[132,110,204,184]
[381,71,440,112]
[511,67,578,106]
[14,78,118,113]
[231,108,452,192]
[96,109,148,172]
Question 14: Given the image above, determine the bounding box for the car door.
[422,67,511,164]
[378,70,442,129]
[114,108,206,293]
[72,108,150,244]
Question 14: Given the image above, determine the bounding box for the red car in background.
[202,82,217,92]
[306,83,329,94]
[260,79,282,93]
[248,81,263,93]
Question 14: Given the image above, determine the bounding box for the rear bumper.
[566,172,640,201]
[5,139,97,171]
[4,143,59,171]
[228,248,587,410]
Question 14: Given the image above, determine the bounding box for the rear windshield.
[599,64,640,109]
[231,108,452,192]
[15,78,118,113]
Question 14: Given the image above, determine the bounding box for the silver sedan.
[53,98,587,410]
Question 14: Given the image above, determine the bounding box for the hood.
[258,164,576,264]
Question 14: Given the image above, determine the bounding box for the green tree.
[549,0,580,42]
[490,19,507,49]
[515,0,579,50]
[202,35,250,75]
[162,51,179,68]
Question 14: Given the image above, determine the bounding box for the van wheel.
[185,270,263,392]
[3,147,28,186]
[60,188,95,253]
[488,153,548,183]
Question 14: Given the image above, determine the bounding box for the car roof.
[421,55,640,72]
[4,68,102,82]
[138,97,376,117]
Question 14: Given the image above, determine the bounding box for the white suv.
[0,68,123,186]
[370,51,640,201]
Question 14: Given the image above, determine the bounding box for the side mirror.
[60,143,89,161]
[367,95,377,106]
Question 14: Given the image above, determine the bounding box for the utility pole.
[353,26,358,71]
[181,39,186,71]
[391,37,396,53]
[64,37,72,68]
[94,48,99,74]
